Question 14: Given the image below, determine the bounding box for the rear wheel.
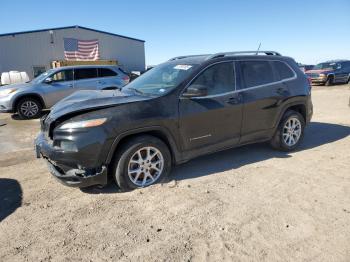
[112,135,172,191]
[16,97,42,119]
[270,110,305,151]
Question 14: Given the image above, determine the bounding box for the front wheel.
[270,110,305,151]
[325,76,334,86]
[112,135,172,191]
[16,97,42,119]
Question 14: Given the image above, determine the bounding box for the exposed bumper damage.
[35,131,108,188]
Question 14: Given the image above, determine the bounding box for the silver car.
[0,65,130,119]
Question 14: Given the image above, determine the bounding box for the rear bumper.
[35,132,108,188]
[306,96,313,124]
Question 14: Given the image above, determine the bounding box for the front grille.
[307,73,320,78]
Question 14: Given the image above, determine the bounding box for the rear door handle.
[67,84,73,88]
[98,81,106,84]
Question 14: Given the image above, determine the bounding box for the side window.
[273,61,295,80]
[240,61,275,88]
[98,68,118,77]
[51,70,73,82]
[74,68,98,80]
[189,62,235,96]
[33,66,46,77]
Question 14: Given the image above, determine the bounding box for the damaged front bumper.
[35,132,108,188]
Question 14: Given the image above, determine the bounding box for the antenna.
[255,43,261,55]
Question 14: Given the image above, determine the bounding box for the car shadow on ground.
[312,82,349,87]
[171,122,350,181]
[10,111,48,121]
[0,178,22,222]
[82,121,350,194]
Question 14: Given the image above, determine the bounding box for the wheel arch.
[275,100,307,129]
[327,73,335,80]
[13,93,46,111]
[106,126,181,165]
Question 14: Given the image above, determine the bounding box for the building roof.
[0,25,145,43]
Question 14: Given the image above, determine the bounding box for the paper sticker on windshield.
[174,65,192,70]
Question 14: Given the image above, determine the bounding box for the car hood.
[48,89,150,120]
[305,69,332,74]
[0,82,33,90]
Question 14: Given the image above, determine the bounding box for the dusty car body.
[35,51,313,190]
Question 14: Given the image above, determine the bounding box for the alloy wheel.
[127,146,164,187]
[282,117,302,147]
[20,101,39,117]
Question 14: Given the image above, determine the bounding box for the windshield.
[29,69,56,83]
[124,62,198,95]
[313,62,341,70]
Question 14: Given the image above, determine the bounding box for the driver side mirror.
[44,77,53,84]
[182,84,208,98]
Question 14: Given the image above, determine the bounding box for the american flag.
[64,38,100,60]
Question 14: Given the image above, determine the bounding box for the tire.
[112,135,172,191]
[270,110,305,151]
[325,76,334,86]
[16,97,43,119]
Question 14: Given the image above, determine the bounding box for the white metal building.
[0,25,145,78]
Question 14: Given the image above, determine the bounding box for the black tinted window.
[189,62,235,95]
[51,70,73,82]
[98,68,117,77]
[74,68,98,80]
[343,62,350,68]
[273,61,295,80]
[240,61,275,88]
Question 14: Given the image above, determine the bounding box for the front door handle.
[67,84,73,88]
[226,95,242,105]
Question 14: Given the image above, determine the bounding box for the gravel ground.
[0,84,349,262]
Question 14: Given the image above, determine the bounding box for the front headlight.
[0,88,17,97]
[58,118,107,129]
[319,73,326,78]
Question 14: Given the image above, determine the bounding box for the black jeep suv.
[35,51,313,191]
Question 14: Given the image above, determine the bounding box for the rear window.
[98,68,117,77]
[240,61,275,88]
[74,68,98,80]
[273,61,295,80]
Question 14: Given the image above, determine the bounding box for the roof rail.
[168,54,210,61]
[206,51,282,60]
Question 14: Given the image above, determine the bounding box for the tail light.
[123,75,130,83]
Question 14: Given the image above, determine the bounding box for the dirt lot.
[0,85,349,262]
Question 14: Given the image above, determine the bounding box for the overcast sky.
[1,0,349,66]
